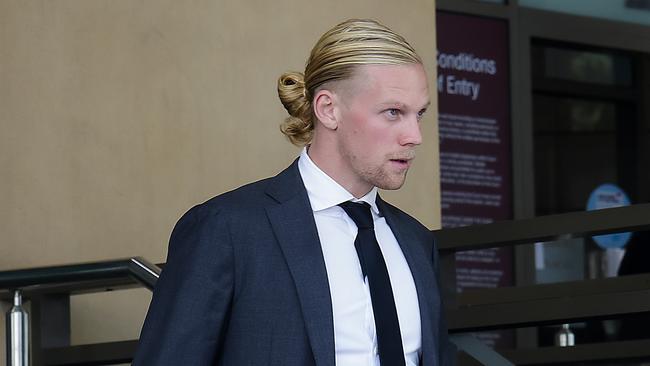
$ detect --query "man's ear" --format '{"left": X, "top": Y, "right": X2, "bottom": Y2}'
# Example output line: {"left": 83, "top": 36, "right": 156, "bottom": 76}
{"left": 313, "top": 89, "right": 338, "bottom": 130}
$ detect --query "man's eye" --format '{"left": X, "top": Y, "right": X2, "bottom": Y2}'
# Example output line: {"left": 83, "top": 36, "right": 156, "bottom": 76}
{"left": 385, "top": 109, "right": 400, "bottom": 118}
{"left": 417, "top": 109, "right": 427, "bottom": 120}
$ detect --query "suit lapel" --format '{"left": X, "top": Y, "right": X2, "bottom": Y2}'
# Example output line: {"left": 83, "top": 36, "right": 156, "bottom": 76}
{"left": 377, "top": 196, "right": 440, "bottom": 366}
{"left": 265, "top": 161, "right": 335, "bottom": 366}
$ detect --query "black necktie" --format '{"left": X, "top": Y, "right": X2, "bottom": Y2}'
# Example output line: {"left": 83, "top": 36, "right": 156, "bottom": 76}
{"left": 339, "top": 201, "right": 406, "bottom": 366}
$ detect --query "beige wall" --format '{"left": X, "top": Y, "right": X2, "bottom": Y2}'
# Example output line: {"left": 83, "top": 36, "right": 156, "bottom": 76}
{"left": 0, "top": 0, "right": 439, "bottom": 357}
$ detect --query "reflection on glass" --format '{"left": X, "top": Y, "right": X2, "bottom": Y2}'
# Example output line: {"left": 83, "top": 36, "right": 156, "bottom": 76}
{"left": 542, "top": 47, "right": 633, "bottom": 86}
{"left": 534, "top": 96, "right": 620, "bottom": 215}
{"left": 535, "top": 238, "right": 585, "bottom": 284}
{"left": 535, "top": 97, "right": 617, "bottom": 132}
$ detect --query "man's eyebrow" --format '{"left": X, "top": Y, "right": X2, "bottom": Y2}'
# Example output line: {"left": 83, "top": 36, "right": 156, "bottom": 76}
{"left": 378, "top": 101, "right": 406, "bottom": 108}
{"left": 378, "top": 100, "right": 431, "bottom": 109}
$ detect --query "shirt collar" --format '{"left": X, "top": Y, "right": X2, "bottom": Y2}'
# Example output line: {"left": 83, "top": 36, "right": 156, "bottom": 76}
{"left": 298, "top": 147, "right": 380, "bottom": 215}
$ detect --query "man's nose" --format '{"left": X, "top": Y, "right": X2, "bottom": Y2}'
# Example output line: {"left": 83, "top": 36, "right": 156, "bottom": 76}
{"left": 400, "top": 116, "right": 422, "bottom": 146}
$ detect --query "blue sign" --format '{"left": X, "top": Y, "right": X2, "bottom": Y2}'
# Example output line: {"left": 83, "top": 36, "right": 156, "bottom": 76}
{"left": 586, "top": 183, "right": 631, "bottom": 249}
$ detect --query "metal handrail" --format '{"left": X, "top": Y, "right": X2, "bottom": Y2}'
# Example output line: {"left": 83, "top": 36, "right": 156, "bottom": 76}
{"left": 434, "top": 203, "right": 650, "bottom": 252}
{"left": 1, "top": 256, "right": 161, "bottom": 366}
{"left": 0, "top": 256, "right": 161, "bottom": 299}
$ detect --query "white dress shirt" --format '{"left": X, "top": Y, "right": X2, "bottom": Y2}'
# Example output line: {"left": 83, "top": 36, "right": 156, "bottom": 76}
{"left": 297, "top": 148, "right": 422, "bottom": 366}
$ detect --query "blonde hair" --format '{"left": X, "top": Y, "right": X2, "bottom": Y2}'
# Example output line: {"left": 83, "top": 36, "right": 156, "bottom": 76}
{"left": 277, "top": 19, "right": 422, "bottom": 146}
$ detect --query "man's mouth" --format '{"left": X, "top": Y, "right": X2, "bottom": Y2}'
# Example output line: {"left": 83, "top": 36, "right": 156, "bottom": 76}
{"left": 389, "top": 158, "right": 412, "bottom": 168}
{"left": 388, "top": 151, "right": 416, "bottom": 169}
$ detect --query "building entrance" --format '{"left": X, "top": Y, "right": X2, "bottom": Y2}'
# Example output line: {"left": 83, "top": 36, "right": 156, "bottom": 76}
{"left": 531, "top": 40, "right": 650, "bottom": 345}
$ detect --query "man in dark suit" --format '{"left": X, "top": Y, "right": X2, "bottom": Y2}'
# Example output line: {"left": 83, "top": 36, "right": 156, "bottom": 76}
{"left": 134, "top": 19, "right": 454, "bottom": 366}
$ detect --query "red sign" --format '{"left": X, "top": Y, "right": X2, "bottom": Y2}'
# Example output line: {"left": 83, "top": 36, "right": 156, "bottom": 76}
{"left": 437, "top": 11, "right": 513, "bottom": 347}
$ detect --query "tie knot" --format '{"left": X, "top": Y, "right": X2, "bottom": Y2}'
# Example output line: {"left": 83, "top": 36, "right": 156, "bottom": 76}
{"left": 339, "top": 201, "right": 374, "bottom": 229}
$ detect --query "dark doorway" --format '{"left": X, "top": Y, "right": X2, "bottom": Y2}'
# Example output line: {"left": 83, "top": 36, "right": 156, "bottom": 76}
{"left": 531, "top": 39, "right": 649, "bottom": 346}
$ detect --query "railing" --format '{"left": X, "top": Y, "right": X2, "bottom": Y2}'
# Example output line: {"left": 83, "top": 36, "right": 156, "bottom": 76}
{"left": 435, "top": 203, "right": 650, "bottom": 365}
{"left": 2, "top": 204, "right": 650, "bottom": 365}
{"left": 1, "top": 257, "right": 161, "bottom": 366}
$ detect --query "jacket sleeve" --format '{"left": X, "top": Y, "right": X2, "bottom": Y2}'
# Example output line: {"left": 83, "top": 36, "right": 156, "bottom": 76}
{"left": 133, "top": 204, "right": 234, "bottom": 365}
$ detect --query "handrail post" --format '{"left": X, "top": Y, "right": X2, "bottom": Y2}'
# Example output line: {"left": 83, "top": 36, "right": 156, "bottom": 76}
{"left": 6, "top": 290, "right": 29, "bottom": 366}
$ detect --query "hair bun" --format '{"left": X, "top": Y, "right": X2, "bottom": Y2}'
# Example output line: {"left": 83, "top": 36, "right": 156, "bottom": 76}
{"left": 277, "top": 71, "right": 313, "bottom": 146}
{"left": 277, "top": 71, "right": 309, "bottom": 118}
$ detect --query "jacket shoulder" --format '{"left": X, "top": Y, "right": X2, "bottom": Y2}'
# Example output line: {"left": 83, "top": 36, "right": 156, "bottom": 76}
{"left": 188, "top": 159, "right": 301, "bottom": 217}
{"left": 201, "top": 176, "right": 275, "bottom": 211}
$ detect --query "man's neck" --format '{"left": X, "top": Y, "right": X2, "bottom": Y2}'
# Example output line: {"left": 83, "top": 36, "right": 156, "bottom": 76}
{"left": 306, "top": 144, "right": 373, "bottom": 199}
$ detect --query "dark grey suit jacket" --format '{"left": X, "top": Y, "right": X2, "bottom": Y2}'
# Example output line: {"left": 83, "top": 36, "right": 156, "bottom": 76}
{"left": 133, "top": 160, "right": 454, "bottom": 366}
